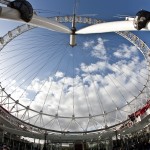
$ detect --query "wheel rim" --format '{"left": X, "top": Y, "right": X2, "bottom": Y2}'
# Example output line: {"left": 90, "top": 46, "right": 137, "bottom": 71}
{"left": 0, "top": 16, "right": 150, "bottom": 136}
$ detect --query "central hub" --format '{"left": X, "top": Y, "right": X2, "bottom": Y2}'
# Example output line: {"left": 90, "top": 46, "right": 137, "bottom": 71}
{"left": 70, "top": 27, "right": 77, "bottom": 47}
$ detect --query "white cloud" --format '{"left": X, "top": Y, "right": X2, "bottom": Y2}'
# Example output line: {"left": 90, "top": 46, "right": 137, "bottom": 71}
{"left": 83, "top": 40, "right": 95, "bottom": 48}
{"left": 55, "top": 71, "right": 64, "bottom": 78}
{"left": 83, "top": 37, "right": 108, "bottom": 60}
{"left": 80, "top": 61, "right": 107, "bottom": 73}
{"left": 113, "top": 44, "right": 138, "bottom": 59}
{"left": 91, "top": 38, "right": 108, "bottom": 60}
{"left": 27, "top": 78, "right": 41, "bottom": 92}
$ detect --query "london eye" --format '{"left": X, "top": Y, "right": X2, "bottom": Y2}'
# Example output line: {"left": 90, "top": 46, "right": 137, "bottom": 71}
{"left": 0, "top": 0, "right": 150, "bottom": 147}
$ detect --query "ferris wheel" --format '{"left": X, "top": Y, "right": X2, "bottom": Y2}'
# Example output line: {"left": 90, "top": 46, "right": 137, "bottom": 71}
{"left": 0, "top": 0, "right": 150, "bottom": 142}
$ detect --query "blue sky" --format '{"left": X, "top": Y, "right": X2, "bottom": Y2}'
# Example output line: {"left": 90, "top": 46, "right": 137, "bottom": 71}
{"left": 0, "top": 0, "right": 150, "bottom": 132}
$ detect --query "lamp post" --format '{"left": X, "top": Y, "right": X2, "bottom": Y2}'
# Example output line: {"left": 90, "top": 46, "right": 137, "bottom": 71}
{"left": 43, "top": 131, "right": 48, "bottom": 150}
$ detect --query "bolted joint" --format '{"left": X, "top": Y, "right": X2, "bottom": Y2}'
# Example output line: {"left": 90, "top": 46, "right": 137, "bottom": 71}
{"left": 134, "top": 10, "right": 150, "bottom": 30}
{"left": 7, "top": 0, "right": 33, "bottom": 22}
{"left": 71, "top": 27, "right": 76, "bottom": 35}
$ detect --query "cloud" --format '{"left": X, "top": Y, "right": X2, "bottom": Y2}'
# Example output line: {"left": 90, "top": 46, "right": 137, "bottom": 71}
{"left": 113, "top": 44, "right": 138, "bottom": 59}
{"left": 83, "top": 37, "right": 108, "bottom": 60}
{"left": 83, "top": 40, "right": 95, "bottom": 48}
{"left": 91, "top": 38, "right": 108, "bottom": 60}
{"left": 55, "top": 71, "right": 64, "bottom": 78}
{"left": 80, "top": 61, "right": 107, "bottom": 73}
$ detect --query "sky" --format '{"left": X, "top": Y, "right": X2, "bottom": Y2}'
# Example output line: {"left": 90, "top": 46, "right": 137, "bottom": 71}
{"left": 0, "top": 0, "right": 150, "bottom": 133}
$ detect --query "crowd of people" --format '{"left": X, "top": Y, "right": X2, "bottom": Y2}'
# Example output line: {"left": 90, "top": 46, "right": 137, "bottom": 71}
{"left": 112, "top": 131, "right": 150, "bottom": 150}
{"left": 0, "top": 126, "right": 150, "bottom": 150}
{"left": 0, "top": 144, "right": 10, "bottom": 150}
{"left": 0, "top": 143, "right": 41, "bottom": 150}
